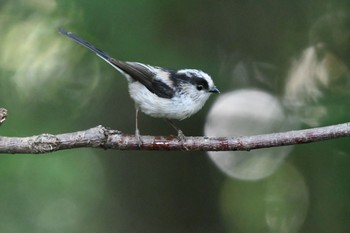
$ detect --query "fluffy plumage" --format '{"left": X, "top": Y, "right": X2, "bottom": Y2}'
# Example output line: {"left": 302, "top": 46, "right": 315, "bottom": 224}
{"left": 58, "top": 28, "right": 219, "bottom": 139}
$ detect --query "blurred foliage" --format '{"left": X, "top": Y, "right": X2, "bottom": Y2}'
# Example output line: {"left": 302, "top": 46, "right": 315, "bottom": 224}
{"left": 0, "top": 0, "right": 350, "bottom": 232}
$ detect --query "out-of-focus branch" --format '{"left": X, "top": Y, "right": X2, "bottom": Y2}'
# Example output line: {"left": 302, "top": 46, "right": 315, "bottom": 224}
{"left": 0, "top": 108, "right": 7, "bottom": 126}
{"left": 0, "top": 123, "right": 349, "bottom": 154}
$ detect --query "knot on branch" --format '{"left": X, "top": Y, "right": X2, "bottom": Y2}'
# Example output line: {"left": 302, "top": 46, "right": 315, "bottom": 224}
{"left": 31, "top": 134, "right": 60, "bottom": 153}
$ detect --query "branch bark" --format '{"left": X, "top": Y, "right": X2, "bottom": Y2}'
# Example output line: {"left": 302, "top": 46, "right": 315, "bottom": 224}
{"left": 0, "top": 122, "right": 349, "bottom": 154}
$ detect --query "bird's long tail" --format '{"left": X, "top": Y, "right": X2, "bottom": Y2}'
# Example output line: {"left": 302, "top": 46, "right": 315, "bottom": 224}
{"left": 58, "top": 28, "right": 156, "bottom": 87}
{"left": 58, "top": 28, "right": 116, "bottom": 67}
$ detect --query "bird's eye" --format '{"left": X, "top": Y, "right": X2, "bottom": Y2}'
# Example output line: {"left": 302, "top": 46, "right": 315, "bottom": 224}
{"left": 196, "top": 84, "right": 204, "bottom": 91}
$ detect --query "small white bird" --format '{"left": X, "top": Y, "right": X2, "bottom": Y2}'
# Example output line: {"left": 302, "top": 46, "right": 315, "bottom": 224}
{"left": 59, "top": 29, "right": 219, "bottom": 143}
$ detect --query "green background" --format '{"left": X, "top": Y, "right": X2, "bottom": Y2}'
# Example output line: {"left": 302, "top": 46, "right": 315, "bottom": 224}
{"left": 0, "top": 0, "right": 350, "bottom": 232}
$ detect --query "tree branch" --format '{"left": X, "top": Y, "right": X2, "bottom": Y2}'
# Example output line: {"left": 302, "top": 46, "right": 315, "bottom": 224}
{"left": 0, "top": 122, "right": 349, "bottom": 154}
{"left": 0, "top": 108, "right": 7, "bottom": 126}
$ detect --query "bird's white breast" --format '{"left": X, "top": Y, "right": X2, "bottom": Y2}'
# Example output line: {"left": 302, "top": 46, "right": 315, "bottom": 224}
{"left": 128, "top": 82, "right": 210, "bottom": 120}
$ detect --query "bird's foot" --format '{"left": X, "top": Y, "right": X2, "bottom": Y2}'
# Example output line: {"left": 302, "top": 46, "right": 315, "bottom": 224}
{"left": 135, "top": 129, "right": 143, "bottom": 147}
{"left": 177, "top": 130, "right": 189, "bottom": 151}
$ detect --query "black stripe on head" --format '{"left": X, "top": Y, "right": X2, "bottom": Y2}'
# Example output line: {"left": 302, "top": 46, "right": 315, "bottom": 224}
{"left": 191, "top": 77, "right": 209, "bottom": 91}
{"left": 170, "top": 71, "right": 209, "bottom": 91}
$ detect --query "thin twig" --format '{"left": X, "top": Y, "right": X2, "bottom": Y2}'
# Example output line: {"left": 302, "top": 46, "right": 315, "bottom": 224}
{"left": 0, "top": 122, "right": 349, "bottom": 154}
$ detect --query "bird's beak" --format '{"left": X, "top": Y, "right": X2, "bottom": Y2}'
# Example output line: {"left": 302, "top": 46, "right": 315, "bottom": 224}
{"left": 209, "top": 86, "right": 220, "bottom": 93}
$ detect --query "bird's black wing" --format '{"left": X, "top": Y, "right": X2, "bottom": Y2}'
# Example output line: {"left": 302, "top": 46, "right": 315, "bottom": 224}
{"left": 58, "top": 28, "right": 175, "bottom": 98}
{"left": 109, "top": 60, "right": 175, "bottom": 99}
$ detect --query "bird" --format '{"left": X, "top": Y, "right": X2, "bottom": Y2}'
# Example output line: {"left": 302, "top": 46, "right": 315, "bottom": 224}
{"left": 58, "top": 28, "right": 219, "bottom": 144}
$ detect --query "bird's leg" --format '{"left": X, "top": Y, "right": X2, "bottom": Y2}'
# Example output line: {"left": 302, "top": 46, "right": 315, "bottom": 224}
{"left": 166, "top": 119, "right": 186, "bottom": 141}
{"left": 135, "top": 106, "right": 143, "bottom": 146}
